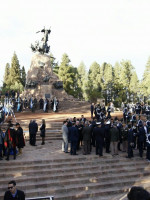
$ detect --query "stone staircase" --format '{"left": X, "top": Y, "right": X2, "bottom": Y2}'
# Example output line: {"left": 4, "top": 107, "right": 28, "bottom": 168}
{"left": 1, "top": 121, "right": 150, "bottom": 199}
{"left": 0, "top": 155, "right": 150, "bottom": 200}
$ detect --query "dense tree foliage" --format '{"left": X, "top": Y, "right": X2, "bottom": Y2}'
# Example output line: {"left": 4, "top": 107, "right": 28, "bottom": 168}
{"left": 3, "top": 63, "right": 10, "bottom": 88}
{"left": 58, "top": 54, "right": 78, "bottom": 96}
{"left": 141, "top": 57, "right": 150, "bottom": 100}
{"left": 2, "top": 52, "right": 24, "bottom": 93}
{"left": 57, "top": 53, "right": 150, "bottom": 105}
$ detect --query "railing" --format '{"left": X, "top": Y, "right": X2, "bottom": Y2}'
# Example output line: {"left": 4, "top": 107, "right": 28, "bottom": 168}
{"left": 26, "top": 196, "right": 54, "bottom": 200}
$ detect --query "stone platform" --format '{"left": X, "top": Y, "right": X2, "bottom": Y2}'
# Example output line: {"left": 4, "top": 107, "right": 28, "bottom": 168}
{"left": 1, "top": 111, "right": 150, "bottom": 200}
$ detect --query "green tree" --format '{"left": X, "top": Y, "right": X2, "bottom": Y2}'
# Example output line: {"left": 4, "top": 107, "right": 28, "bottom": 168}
{"left": 87, "top": 62, "right": 101, "bottom": 102}
{"left": 9, "top": 52, "right": 23, "bottom": 92}
{"left": 77, "top": 62, "right": 88, "bottom": 99}
{"left": 50, "top": 53, "right": 59, "bottom": 74}
{"left": 58, "top": 53, "right": 77, "bottom": 96}
{"left": 120, "top": 60, "right": 134, "bottom": 102}
{"left": 141, "top": 56, "right": 150, "bottom": 98}
{"left": 113, "top": 62, "right": 125, "bottom": 105}
{"left": 3, "top": 63, "right": 10, "bottom": 88}
{"left": 100, "top": 62, "right": 114, "bottom": 104}
{"left": 129, "top": 71, "right": 139, "bottom": 102}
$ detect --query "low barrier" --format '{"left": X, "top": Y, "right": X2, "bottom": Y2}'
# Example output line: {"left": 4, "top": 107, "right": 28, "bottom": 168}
{"left": 26, "top": 196, "right": 54, "bottom": 200}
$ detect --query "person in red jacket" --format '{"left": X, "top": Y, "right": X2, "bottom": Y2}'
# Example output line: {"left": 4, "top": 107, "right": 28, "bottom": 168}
{"left": 4, "top": 122, "right": 16, "bottom": 161}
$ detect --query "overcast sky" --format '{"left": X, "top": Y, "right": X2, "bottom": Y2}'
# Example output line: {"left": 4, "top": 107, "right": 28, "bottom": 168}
{"left": 0, "top": 0, "right": 150, "bottom": 86}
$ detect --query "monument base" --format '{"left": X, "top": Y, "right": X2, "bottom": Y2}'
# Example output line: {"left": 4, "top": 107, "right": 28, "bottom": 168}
{"left": 22, "top": 53, "right": 74, "bottom": 101}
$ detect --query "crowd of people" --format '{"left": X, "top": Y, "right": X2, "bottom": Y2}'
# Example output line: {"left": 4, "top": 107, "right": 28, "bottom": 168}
{"left": 0, "top": 91, "right": 59, "bottom": 117}
{"left": 62, "top": 102, "right": 150, "bottom": 161}
{"left": 0, "top": 96, "right": 59, "bottom": 126}
{"left": 0, "top": 118, "right": 46, "bottom": 161}
{"left": 0, "top": 120, "right": 25, "bottom": 161}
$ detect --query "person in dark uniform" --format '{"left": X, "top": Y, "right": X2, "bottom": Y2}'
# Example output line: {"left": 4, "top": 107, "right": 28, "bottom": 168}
{"left": 4, "top": 180, "right": 25, "bottom": 200}
{"left": 126, "top": 124, "right": 134, "bottom": 158}
{"left": 70, "top": 122, "right": 79, "bottom": 155}
{"left": 23, "top": 97, "right": 28, "bottom": 109}
{"left": 137, "top": 124, "right": 146, "bottom": 158}
{"left": 105, "top": 120, "right": 111, "bottom": 153}
{"left": 76, "top": 121, "right": 84, "bottom": 149}
{"left": 123, "top": 107, "right": 128, "bottom": 123}
{"left": 107, "top": 105, "right": 111, "bottom": 119}
{"left": 16, "top": 123, "right": 25, "bottom": 155}
{"left": 40, "top": 119, "right": 46, "bottom": 145}
{"left": 39, "top": 98, "right": 44, "bottom": 109}
{"left": 29, "top": 120, "right": 38, "bottom": 146}
{"left": 33, "top": 97, "right": 38, "bottom": 110}
{"left": 146, "top": 130, "right": 150, "bottom": 162}
{"left": 93, "top": 122, "right": 105, "bottom": 157}
{"left": 82, "top": 121, "right": 91, "bottom": 155}
{"left": 132, "top": 122, "right": 138, "bottom": 149}
{"left": 117, "top": 119, "right": 123, "bottom": 151}
{"left": 96, "top": 105, "right": 101, "bottom": 121}
{"left": 90, "top": 103, "right": 94, "bottom": 119}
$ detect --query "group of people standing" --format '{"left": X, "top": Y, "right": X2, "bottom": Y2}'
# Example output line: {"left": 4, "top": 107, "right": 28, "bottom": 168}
{"left": 0, "top": 121, "right": 25, "bottom": 161}
{"left": 90, "top": 102, "right": 114, "bottom": 121}
{"left": 62, "top": 113, "right": 150, "bottom": 161}
{"left": 0, "top": 118, "right": 46, "bottom": 161}
{"left": 122, "top": 102, "right": 150, "bottom": 116}
{"left": 0, "top": 95, "right": 59, "bottom": 119}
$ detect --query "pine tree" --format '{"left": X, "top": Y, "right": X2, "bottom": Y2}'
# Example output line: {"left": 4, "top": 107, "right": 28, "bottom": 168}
{"left": 87, "top": 62, "right": 101, "bottom": 101}
{"left": 100, "top": 62, "right": 114, "bottom": 104}
{"left": 50, "top": 53, "right": 59, "bottom": 74}
{"left": 113, "top": 62, "right": 125, "bottom": 105}
{"left": 9, "top": 52, "right": 23, "bottom": 91}
{"left": 141, "top": 56, "right": 150, "bottom": 98}
{"left": 130, "top": 71, "right": 139, "bottom": 93}
{"left": 120, "top": 60, "right": 134, "bottom": 102}
{"left": 77, "top": 62, "right": 88, "bottom": 99}
{"left": 3, "top": 63, "right": 10, "bottom": 88}
{"left": 58, "top": 53, "right": 77, "bottom": 95}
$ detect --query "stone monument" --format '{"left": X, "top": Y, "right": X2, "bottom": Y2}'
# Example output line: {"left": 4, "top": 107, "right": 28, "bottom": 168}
{"left": 23, "top": 27, "right": 73, "bottom": 100}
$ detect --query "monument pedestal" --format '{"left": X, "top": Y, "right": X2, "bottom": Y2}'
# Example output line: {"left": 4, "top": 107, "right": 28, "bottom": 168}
{"left": 22, "top": 53, "right": 74, "bottom": 101}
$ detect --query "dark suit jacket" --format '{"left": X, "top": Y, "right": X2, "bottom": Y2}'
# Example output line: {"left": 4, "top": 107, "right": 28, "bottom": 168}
{"left": 70, "top": 126, "right": 79, "bottom": 142}
{"left": 128, "top": 128, "right": 134, "bottom": 143}
{"left": 29, "top": 121, "right": 38, "bottom": 134}
{"left": 93, "top": 127, "right": 105, "bottom": 142}
{"left": 4, "top": 189, "right": 25, "bottom": 200}
{"left": 138, "top": 127, "right": 146, "bottom": 142}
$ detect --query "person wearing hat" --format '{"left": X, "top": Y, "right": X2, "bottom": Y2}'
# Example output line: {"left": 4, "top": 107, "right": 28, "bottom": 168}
{"left": 4, "top": 122, "right": 17, "bottom": 161}
{"left": 93, "top": 122, "right": 105, "bottom": 156}
{"left": 105, "top": 120, "right": 111, "bottom": 153}
{"left": 16, "top": 123, "right": 25, "bottom": 155}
